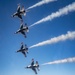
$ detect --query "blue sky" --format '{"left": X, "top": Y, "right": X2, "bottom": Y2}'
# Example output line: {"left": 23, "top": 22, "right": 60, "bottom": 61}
{"left": 0, "top": 0, "right": 75, "bottom": 75}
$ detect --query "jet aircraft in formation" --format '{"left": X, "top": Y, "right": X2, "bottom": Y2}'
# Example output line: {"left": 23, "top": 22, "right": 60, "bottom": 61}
{"left": 14, "top": 23, "right": 29, "bottom": 38}
{"left": 25, "top": 59, "right": 40, "bottom": 74}
{"left": 16, "top": 42, "right": 28, "bottom": 57}
{"left": 12, "top": 4, "right": 26, "bottom": 20}
{"left": 13, "top": 4, "right": 40, "bottom": 75}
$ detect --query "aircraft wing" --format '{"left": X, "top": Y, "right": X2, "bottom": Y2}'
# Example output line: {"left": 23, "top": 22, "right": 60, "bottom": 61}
{"left": 17, "top": 49, "right": 22, "bottom": 52}
{"left": 20, "top": 44, "right": 23, "bottom": 49}
{"left": 21, "top": 31, "right": 25, "bottom": 35}
{"left": 17, "top": 5, "right": 20, "bottom": 12}
{"left": 27, "top": 65, "right": 31, "bottom": 68}
{"left": 20, "top": 24, "right": 23, "bottom": 29}
{"left": 22, "top": 51, "right": 26, "bottom": 57}
{"left": 18, "top": 15, "right": 22, "bottom": 19}
{"left": 32, "top": 67, "right": 37, "bottom": 74}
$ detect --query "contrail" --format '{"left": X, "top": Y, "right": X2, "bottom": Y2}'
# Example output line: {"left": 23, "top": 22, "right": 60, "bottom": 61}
{"left": 27, "top": 0, "right": 57, "bottom": 10}
{"left": 29, "top": 31, "right": 75, "bottom": 48}
{"left": 29, "top": 2, "right": 75, "bottom": 28}
{"left": 42, "top": 57, "right": 75, "bottom": 65}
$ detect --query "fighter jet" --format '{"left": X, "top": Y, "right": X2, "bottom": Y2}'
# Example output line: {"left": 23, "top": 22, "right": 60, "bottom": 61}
{"left": 14, "top": 23, "right": 29, "bottom": 38}
{"left": 25, "top": 59, "right": 40, "bottom": 74}
{"left": 16, "top": 42, "right": 28, "bottom": 57}
{"left": 12, "top": 4, "right": 26, "bottom": 20}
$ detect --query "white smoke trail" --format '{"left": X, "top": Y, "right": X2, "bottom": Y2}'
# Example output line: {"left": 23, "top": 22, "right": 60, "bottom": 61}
{"left": 27, "top": 0, "right": 57, "bottom": 10}
{"left": 29, "top": 2, "right": 75, "bottom": 28}
{"left": 29, "top": 31, "right": 75, "bottom": 48}
{"left": 42, "top": 57, "right": 75, "bottom": 65}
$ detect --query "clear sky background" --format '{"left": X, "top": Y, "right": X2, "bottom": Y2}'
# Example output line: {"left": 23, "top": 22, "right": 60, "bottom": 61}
{"left": 0, "top": 0, "right": 75, "bottom": 75}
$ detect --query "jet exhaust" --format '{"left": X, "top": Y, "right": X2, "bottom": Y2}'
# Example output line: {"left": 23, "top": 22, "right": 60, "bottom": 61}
{"left": 29, "top": 31, "right": 75, "bottom": 48}
{"left": 42, "top": 57, "right": 75, "bottom": 65}
{"left": 29, "top": 2, "right": 75, "bottom": 27}
{"left": 27, "top": 0, "right": 57, "bottom": 10}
